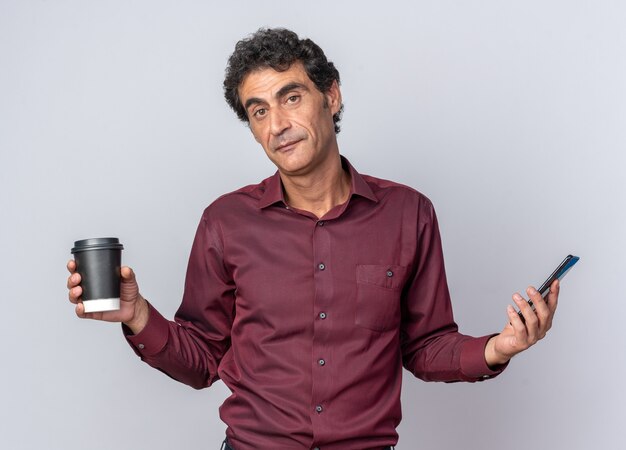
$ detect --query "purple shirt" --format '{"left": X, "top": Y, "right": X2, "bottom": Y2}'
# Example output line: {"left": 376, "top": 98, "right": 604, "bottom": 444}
{"left": 126, "top": 157, "right": 505, "bottom": 449}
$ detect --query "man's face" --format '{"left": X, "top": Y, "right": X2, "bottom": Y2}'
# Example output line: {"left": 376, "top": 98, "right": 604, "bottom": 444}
{"left": 238, "top": 62, "right": 342, "bottom": 177}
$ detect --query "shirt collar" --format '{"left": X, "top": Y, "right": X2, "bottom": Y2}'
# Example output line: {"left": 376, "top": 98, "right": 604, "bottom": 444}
{"left": 258, "top": 155, "right": 378, "bottom": 209}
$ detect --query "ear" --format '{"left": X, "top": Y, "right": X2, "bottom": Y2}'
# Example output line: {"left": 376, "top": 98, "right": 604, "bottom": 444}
{"left": 325, "top": 80, "right": 342, "bottom": 116}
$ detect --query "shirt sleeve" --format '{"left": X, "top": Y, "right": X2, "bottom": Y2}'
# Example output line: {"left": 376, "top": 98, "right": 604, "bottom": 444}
{"left": 123, "top": 209, "right": 236, "bottom": 389}
{"left": 400, "top": 198, "right": 508, "bottom": 382}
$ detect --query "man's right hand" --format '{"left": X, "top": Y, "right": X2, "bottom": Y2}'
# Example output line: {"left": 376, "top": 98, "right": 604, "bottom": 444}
{"left": 67, "top": 260, "right": 150, "bottom": 335}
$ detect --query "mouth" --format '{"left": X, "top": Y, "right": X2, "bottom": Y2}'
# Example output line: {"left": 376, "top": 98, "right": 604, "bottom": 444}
{"left": 274, "top": 139, "right": 302, "bottom": 152}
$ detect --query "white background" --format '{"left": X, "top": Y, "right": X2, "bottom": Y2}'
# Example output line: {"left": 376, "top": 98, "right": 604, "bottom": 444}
{"left": 1, "top": 1, "right": 624, "bottom": 449}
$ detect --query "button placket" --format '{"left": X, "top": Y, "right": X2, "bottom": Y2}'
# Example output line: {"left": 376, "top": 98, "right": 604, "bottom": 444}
{"left": 311, "top": 218, "right": 331, "bottom": 434}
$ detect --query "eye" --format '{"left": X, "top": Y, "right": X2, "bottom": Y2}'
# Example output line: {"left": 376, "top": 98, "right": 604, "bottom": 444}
{"left": 286, "top": 95, "right": 300, "bottom": 104}
{"left": 253, "top": 108, "right": 267, "bottom": 118}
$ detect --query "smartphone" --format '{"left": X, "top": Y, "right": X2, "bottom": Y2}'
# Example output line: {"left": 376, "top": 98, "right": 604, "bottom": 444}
{"left": 517, "top": 254, "right": 580, "bottom": 322}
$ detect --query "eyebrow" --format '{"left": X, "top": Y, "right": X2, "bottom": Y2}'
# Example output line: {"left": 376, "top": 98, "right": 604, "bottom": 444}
{"left": 243, "top": 82, "right": 310, "bottom": 112}
{"left": 244, "top": 97, "right": 264, "bottom": 112}
{"left": 276, "top": 82, "right": 309, "bottom": 99}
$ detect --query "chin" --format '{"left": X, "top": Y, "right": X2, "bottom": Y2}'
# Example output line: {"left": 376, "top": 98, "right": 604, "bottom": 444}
{"left": 273, "top": 152, "right": 313, "bottom": 174}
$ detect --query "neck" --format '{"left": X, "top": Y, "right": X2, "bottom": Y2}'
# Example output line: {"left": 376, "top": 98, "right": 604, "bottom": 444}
{"left": 280, "top": 154, "right": 351, "bottom": 219}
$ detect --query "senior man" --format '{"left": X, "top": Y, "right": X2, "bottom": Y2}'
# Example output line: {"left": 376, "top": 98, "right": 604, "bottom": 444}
{"left": 67, "top": 28, "right": 558, "bottom": 450}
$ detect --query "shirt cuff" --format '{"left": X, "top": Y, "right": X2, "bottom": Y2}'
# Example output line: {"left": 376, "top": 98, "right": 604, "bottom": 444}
{"left": 460, "top": 334, "right": 509, "bottom": 380}
{"left": 122, "top": 302, "right": 170, "bottom": 358}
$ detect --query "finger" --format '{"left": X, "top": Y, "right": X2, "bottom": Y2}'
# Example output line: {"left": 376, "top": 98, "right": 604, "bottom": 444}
{"left": 66, "top": 271, "right": 82, "bottom": 289}
{"left": 539, "top": 280, "right": 559, "bottom": 334}
{"left": 527, "top": 285, "right": 548, "bottom": 317}
{"left": 67, "top": 259, "right": 77, "bottom": 273}
{"left": 508, "top": 301, "right": 537, "bottom": 354}
{"left": 75, "top": 301, "right": 86, "bottom": 318}
{"left": 119, "top": 266, "right": 140, "bottom": 305}
{"left": 507, "top": 304, "right": 528, "bottom": 343}
{"left": 121, "top": 266, "right": 135, "bottom": 282}
{"left": 514, "top": 294, "right": 541, "bottom": 345}
{"left": 546, "top": 279, "right": 560, "bottom": 313}
{"left": 527, "top": 285, "right": 550, "bottom": 339}
{"left": 514, "top": 292, "right": 538, "bottom": 335}
{"left": 68, "top": 285, "right": 83, "bottom": 303}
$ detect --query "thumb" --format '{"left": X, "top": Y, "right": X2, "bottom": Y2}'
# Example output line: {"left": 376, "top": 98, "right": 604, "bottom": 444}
{"left": 121, "top": 266, "right": 136, "bottom": 282}
{"left": 120, "top": 266, "right": 140, "bottom": 303}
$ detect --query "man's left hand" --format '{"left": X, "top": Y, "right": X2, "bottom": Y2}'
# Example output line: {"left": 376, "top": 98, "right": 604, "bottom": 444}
{"left": 485, "top": 280, "right": 559, "bottom": 367}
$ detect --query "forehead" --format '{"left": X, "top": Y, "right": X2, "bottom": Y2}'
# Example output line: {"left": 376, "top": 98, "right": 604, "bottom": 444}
{"left": 238, "top": 62, "right": 313, "bottom": 102}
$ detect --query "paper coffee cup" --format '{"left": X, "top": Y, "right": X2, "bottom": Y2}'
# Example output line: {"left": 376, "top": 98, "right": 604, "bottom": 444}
{"left": 71, "top": 237, "right": 124, "bottom": 313}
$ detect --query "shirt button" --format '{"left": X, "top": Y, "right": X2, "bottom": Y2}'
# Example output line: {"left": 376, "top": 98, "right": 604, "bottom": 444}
{"left": 318, "top": 359, "right": 326, "bottom": 366}
{"left": 315, "top": 405, "right": 323, "bottom": 413}
{"left": 319, "top": 312, "right": 327, "bottom": 319}
{"left": 318, "top": 263, "right": 326, "bottom": 270}
{"left": 317, "top": 221, "right": 325, "bottom": 226}
{"left": 138, "top": 344, "right": 145, "bottom": 350}
{"left": 386, "top": 270, "right": 393, "bottom": 277}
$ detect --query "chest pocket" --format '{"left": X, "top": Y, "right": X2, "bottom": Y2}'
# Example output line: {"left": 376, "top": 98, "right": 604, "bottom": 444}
{"left": 355, "top": 264, "right": 409, "bottom": 332}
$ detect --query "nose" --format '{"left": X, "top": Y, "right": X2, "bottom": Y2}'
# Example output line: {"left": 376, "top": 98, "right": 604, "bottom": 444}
{"left": 269, "top": 108, "right": 290, "bottom": 136}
